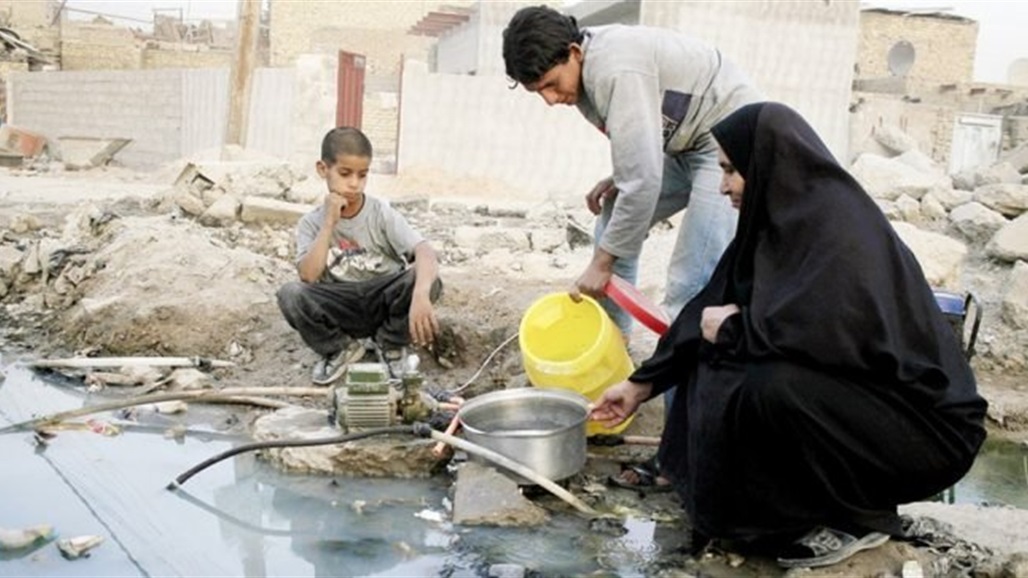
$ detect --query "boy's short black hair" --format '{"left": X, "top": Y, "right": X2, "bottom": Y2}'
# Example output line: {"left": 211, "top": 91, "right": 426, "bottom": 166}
{"left": 502, "top": 5, "right": 584, "bottom": 86}
{"left": 321, "top": 126, "right": 373, "bottom": 164}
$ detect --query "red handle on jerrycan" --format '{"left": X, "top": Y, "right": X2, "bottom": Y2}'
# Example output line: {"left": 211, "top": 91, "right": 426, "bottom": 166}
{"left": 603, "top": 275, "right": 671, "bottom": 336}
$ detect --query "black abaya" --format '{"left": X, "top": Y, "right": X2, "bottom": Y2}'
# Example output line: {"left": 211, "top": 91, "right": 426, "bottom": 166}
{"left": 630, "top": 103, "right": 987, "bottom": 542}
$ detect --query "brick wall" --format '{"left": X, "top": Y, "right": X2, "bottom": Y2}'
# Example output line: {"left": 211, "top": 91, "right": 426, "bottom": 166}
{"left": 269, "top": 0, "right": 473, "bottom": 68}
{"left": 142, "top": 46, "right": 233, "bottom": 69}
{"left": 60, "top": 23, "right": 141, "bottom": 70}
{"left": 856, "top": 10, "right": 977, "bottom": 89}
{"left": 0, "top": 60, "right": 29, "bottom": 122}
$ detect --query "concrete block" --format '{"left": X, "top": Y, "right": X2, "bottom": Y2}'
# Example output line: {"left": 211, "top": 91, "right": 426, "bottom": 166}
{"left": 239, "top": 196, "right": 312, "bottom": 227}
{"left": 199, "top": 195, "right": 240, "bottom": 228}
{"left": 452, "top": 462, "right": 549, "bottom": 527}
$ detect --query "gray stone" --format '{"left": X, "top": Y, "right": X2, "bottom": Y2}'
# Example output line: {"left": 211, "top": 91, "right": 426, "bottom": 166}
{"left": 873, "top": 124, "right": 919, "bottom": 154}
{"left": 239, "top": 196, "right": 312, "bottom": 227}
{"left": 931, "top": 187, "right": 974, "bottom": 210}
{"left": 174, "top": 188, "right": 207, "bottom": 216}
{"left": 949, "top": 202, "right": 1009, "bottom": 244}
{"left": 876, "top": 199, "right": 901, "bottom": 221}
{"left": 1002, "top": 261, "right": 1028, "bottom": 329}
{"left": 9, "top": 214, "right": 42, "bottom": 234}
{"left": 891, "top": 222, "right": 967, "bottom": 288}
{"left": 988, "top": 213, "right": 1028, "bottom": 263}
{"left": 252, "top": 406, "right": 445, "bottom": 477}
{"left": 389, "top": 195, "right": 430, "bottom": 213}
{"left": 920, "top": 193, "right": 947, "bottom": 221}
{"left": 488, "top": 564, "right": 526, "bottom": 578}
{"left": 0, "top": 246, "right": 24, "bottom": 279}
{"left": 973, "top": 183, "right": 1028, "bottom": 218}
{"left": 452, "top": 461, "right": 549, "bottom": 527}
{"left": 896, "top": 194, "right": 921, "bottom": 222}
{"left": 851, "top": 153, "right": 950, "bottom": 201}
{"left": 895, "top": 149, "right": 944, "bottom": 176}
{"left": 452, "top": 226, "right": 531, "bottom": 253}
{"left": 199, "top": 195, "right": 240, "bottom": 227}
{"left": 529, "top": 228, "right": 566, "bottom": 253}
{"left": 977, "top": 162, "right": 1024, "bottom": 187}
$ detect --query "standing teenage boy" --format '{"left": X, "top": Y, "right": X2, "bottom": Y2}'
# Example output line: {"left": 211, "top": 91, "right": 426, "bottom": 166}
{"left": 277, "top": 127, "right": 442, "bottom": 384}
{"left": 503, "top": 5, "right": 762, "bottom": 489}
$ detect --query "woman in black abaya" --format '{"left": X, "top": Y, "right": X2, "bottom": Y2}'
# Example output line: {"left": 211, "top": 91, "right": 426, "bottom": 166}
{"left": 589, "top": 102, "right": 987, "bottom": 568}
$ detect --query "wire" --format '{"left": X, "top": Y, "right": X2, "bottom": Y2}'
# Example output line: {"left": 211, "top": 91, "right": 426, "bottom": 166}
{"left": 447, "top": 333, "right": 518, "bottom": 395}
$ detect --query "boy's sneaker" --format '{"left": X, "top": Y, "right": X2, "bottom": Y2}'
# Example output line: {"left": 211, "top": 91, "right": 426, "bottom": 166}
{"left": 311, "top": 339, "right": 365, "bottom": 385}
{"left": 382, "top": 345, "right": 412, "bottom": 379}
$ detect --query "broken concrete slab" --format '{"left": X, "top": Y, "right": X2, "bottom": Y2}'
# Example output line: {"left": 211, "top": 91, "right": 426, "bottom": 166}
{"left": 891, "top": 222, "right": 967, "bottom": 288}
{"left": 58, "top": 136, "right": 132, "bottom": 170}
{"left": 252, "top": 406, "right": 445, "bottom": 477}
{"left": 1002, "top": 261, "right": 1028, "bottom": 330}
{"left": 988, "top": 213, "right": 1028, "bottom": 263}
{"left": 949, "top": 202, "right": 1009, "bottom": 244}
{"left": 973, "top": 183, "right": 1028, "bottom": 218}
{"left": 451, "top": 461, "right": 549, "bottom": 527}
{"left": 239, "top": 196, "right": 311, "bottom": 226}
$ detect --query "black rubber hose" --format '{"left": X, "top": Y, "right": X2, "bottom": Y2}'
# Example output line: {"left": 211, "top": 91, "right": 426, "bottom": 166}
{"left": 167, "top": 423, "right": 432, "bottom": 490}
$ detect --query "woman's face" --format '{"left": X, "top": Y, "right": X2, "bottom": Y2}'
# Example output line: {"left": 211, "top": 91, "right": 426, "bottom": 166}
{"left": 717, "top": 147, "right": 745, "bottom": 209}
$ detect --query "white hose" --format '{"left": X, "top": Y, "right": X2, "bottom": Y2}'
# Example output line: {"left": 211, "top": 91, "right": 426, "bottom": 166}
{"left": 429, "top": 429, "right": 598, "bottom": 516}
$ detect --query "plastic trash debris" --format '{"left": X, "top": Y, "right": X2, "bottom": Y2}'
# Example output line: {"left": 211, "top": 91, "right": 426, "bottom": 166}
{"left": 0, "top": 525, "right": 53, "bottom": 550}
{"left": 57, "top": 535, "right": 104, "bottom": 559}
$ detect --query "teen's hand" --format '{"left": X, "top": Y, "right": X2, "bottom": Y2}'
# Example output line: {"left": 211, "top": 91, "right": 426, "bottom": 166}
{"left": 585, "top": 176, "right": 616, "bottom": 215}
{"left": 589, "top": 380, "right": 652, "bottom": 429}
{"left": 701, "top": 304, "right": 740, "bottom": 342}
{"left": 409, "top": 295, "right": 439, "bottom": 348}
{"left": 570, "top": 250, "right": 615, "bottom": 302}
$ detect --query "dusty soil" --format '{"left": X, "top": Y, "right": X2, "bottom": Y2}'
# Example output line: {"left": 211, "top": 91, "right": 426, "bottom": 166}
{"left": 1, "top": 166, "right": 1027, "bottom": 576}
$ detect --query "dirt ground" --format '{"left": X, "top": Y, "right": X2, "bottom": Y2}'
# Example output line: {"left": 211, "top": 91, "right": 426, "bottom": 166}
{"left": 1, "top": 165, "right": 1027, "bottom": 576}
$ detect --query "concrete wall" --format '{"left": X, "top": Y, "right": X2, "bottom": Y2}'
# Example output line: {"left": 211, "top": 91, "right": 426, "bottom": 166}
{"left": 9, "top": 69, "right": 188, "bottom": 168}
{"left": 856, "top": 10, "right": 977, "bottom": 89}
{"left": 435, "top": 1, "right": 557, "bottom": 77}
{"left": 397, "top": 62, "right": 610, "bottom": 200}
{"left": 143, "top": 46, "right": 233, "bottom": 70}
{"left": 640, "top": 0, "right": 860, "bottom": 163}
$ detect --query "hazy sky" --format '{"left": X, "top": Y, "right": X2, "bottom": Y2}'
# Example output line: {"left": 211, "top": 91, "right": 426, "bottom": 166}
{"left": 63, "top": 0, "right": 1028, "bottom": 83}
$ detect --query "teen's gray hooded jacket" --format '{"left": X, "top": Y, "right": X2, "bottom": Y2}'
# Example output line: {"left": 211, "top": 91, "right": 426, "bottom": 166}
{"left": 575, "top": 25, "right": 763, "bottom": 260}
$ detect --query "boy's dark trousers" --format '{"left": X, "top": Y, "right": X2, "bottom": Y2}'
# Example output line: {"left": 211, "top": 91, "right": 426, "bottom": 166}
{"left": 276, "top": 269, "right": 442, "bottom": 357}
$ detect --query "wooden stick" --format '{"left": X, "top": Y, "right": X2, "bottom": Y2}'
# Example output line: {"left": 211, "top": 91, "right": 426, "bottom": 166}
{"left": 26, "top": 356, "right": 235, "bottom": 369}
{"left": 0, "top": 387, "right": 328, "bottom": 434}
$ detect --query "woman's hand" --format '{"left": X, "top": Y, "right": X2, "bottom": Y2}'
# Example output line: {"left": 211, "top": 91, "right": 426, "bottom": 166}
{"left": 588, "top": 380, "right": 652, "bottom": 429}
{"left": 701, "top": 304, "right": 740, "bottom": 343}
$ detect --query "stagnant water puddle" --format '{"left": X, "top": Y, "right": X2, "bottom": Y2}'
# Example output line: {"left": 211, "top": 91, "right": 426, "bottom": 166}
{"left": 1, "top": 361, "right": 1025, "bottom": 576}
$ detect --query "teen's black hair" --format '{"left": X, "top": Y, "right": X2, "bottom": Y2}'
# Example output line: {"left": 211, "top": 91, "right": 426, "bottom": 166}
{"left": 502, "top": 5, "right": 584, "bottom": 86}
{"left": 321, "top": 126, "right": 373, "bottom": 164}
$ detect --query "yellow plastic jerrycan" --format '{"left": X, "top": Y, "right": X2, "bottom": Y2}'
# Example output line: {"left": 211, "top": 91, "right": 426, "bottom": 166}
{"left": 518, "top": 292, "right": 635, "bottom": 436}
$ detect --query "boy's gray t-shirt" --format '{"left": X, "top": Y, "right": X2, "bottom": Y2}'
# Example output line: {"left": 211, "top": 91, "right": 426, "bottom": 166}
{"left": 295, "top": 195, "right": 424, "bottom": 283}
{"left": 575, "top": 24, "right": 763, "bottom": 260}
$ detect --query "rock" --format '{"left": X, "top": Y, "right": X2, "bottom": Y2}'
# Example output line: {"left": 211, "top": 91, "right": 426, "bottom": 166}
{"left": 252, "top": 406, "right": 445, "bottom": 477}
{"left": 488, "top": 564, "right": 526, "bottom": 578}
{"left": 931, "top": 187, "right": 974, "bottom": 211}
{"left": 877, "top": 199, "right": 901, "bottom": 221}
{"left": 199, "top": 195, "right": 240, "bottom": 228}
{"left": 1002, "top": 261, "right": 1028, "bottom": 329}
{"left": 528, "top": 228, "right": 566, "bottom": 253}
{"left": 920, "top": 193, "right": 947, "bottom": 221}
{"left": 239, "top": 196, "right": 311, "bottom": 227}
{"left": 200, "top": 185, "right": 227, "bottom": 208}
{"left": 0, "top": 246, "right": 24, "bottom": 279}
{"left": 891, "top": 222, "right": 967, "bottom": 288}
{"left": 851, "top": 153, "right": 950, "bottom": 201}
{"left": 1002, "top": 552, "right": 1028, "bottom": 578}
{"left": 949, "top": 202, "right": 1008, "bottom": 244}
{"left": 452, "top": 226, "right": 531, "bottom": 254}
{"left": 873, "top": 124, "right": 919, "bottom": 155}
{"left": 895, "top": 149, "right": 944, "bottom": 175}
{"left": 952, "top": 170, "right": 977, "bottom": 192}
{"left": 902, "top": 560, "right": 925, "bottom": 578}
{"left": 168, "top": 368, "right": 211, "bottom": 390}
{"left": 174, "top": 188, "right": 207, "bottom": 216}
{"left": 977, "top": 162, "right": 1024, "bottom": 187}
{"left": 9, "top": 214, "right": 41, "bottom": 234}
{"left": 988, "top": 213, "right": 1028, "bottom": 263}
{"left": 897, "top": 194, "right": 921, "bottom": 222}
{"left": 389, "top": 195, "right": 431, "bottom": 213}
{"left": 973, "top": 183, "right": 1028, "bottom": 218}
{"left": 900, "top": 502, "right": 1028, "bottom": 558}
{"left": 452, "top": 461, "right": 549, "bottom": 527}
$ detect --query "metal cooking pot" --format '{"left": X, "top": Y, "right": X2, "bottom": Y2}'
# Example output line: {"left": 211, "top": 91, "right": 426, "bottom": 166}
{"left": 457, "top": 388, "right": 589, "bottom": 484}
